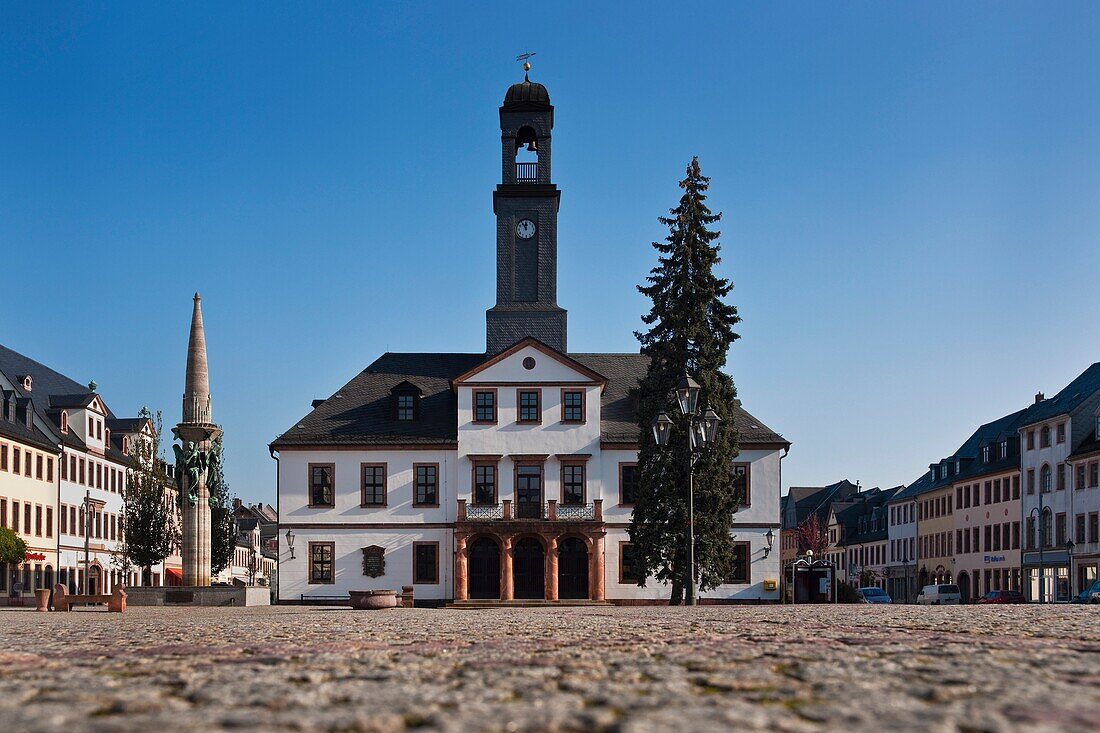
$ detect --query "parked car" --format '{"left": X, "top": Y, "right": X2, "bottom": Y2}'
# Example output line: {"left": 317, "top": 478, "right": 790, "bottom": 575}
{"left": 916, "top": 584, "right": 961, "bottom": 605}
{"left": 856, "top": 587, "right": 893, "bottom": 604}
{"left": 1071, "top": 580, "right": 1100, "bottom": 604}
{"left": 976, "top": 589, "right": 1026, "bottom": 604}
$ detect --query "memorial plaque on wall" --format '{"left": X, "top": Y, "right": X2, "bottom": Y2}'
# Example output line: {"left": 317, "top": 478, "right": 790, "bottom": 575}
{"left": 362, "top": 545, "right": 386, "bottom": 577}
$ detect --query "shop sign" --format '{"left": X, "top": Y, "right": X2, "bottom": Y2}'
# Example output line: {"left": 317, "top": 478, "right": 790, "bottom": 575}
{"left": 983, "top": 554, "right": 1006, "bottom": 564}
{"left": 25, "top": 552, "right": 46, "bottom": 562}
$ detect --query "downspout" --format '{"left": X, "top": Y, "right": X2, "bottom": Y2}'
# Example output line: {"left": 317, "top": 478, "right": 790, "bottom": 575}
{"left": 779, "top": 444, "right": 790, "bottom": 603}
{"left": 54, "top": 443, "right": 63, "bottom": 609}
{"left": 269, "top": 446, "right": 279, "bottom": 604}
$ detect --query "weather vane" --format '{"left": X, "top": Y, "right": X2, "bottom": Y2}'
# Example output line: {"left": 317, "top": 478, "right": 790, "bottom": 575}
{"left": 516, "top": 51, "right": 536, "bottom": 76}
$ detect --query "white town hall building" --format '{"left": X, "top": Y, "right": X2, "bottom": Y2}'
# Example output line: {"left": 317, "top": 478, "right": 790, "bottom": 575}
{"left": 272, "top": 75, "right": 788, "bottom": 605}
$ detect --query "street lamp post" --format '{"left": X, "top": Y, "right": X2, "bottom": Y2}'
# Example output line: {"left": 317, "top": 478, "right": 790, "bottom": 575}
{"left": 1066, "top": 539, "right": 1075, "bottom": 599}
{"left": 651, "top": 374, "right": 721, "bottom": 607}
{"left": 1030, "top": 499, "right": 1045, "bottom": 603}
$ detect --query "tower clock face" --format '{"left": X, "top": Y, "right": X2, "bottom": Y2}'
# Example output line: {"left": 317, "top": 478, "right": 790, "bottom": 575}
{"left": 515, "top": 219, "right": 536, "bottom": 240}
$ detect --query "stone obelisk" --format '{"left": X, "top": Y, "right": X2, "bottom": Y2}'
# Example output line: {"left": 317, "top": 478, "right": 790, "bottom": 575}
{"left": 175, "top": 293, "right": 221, "bottom": 587}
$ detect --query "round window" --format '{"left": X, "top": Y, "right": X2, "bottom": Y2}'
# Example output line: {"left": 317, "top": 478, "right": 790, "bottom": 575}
{"left": 522, "top": 357, "right": 536, "bottom": 370}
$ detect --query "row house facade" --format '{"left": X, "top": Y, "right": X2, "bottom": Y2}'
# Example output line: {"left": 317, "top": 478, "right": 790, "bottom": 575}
{"left": 1018, "top": 364, "right": 1100, "bottom": 602}
{"left": 949, "top": 409, "right": 1025, "bottom": 603}
{"left": 885, "top": 476, "right": 923, "bottom": 602}
{"left": 0, "top": 343, "right": 176, "bottom": 601}
{"left": 273, "top": 76, "right": 788, "bottom": 605}
{"left": 836, "top": 486, "right": 898, "bottom": 589}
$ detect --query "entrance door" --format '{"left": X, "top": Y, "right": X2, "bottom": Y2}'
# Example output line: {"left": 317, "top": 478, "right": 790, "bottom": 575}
{"left": 957, "top": 571, "right": 971, "bottom": 604}
{"left": 513, "top": 538, "right": 545, "bottom": 599}
{"left": 516, "top": 466, "right": 542, "bottom": 519}
{"left": 88, "top": 566, "right": 101, "bottom": 595}
{"left": 558, "top": 537, "right": 589, "bottom": 599}
{"left": 469, "top": 537, "right": 501, "bottom": 599}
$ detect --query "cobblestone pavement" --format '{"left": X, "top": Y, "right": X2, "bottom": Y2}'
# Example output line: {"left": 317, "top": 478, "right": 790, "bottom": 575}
{"left": 1, "top": 604, "right": 1097, "bottom": 733}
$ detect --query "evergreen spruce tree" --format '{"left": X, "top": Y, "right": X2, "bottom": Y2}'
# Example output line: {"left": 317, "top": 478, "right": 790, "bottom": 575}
{"left": 629, "top": 157, "right": 743, "bottom": 604}
{"left": 117, "top": 411, "right": 180, "bottom": 585}
{"left": 208, "top": 438, "right": 236, "bottom": 576}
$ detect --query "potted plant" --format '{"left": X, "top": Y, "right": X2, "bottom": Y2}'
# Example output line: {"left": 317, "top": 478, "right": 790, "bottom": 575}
{"left": 0, "top": 528, "right": 27, "bottom": 607}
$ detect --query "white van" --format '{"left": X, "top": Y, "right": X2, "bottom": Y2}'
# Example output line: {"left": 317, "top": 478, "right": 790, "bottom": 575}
{"left": 916, "top": 584, "right": 961, "bottom": 605}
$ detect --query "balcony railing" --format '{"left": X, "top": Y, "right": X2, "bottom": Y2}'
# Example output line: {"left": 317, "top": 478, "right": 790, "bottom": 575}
{"left": 556, "top": 503, "right": 596, "bottom": 521}
{"left": 457, "top": 499, "right": 602, "bottom": 522}
{"left": 515, "top": 162, "right": 537, "bottom": 182}
{"left": 466, "top": 503, "right": 504, "bottom": 521}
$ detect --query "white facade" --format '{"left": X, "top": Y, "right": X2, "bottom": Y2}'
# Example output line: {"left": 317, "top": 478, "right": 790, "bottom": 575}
{"left": 276, "top": 342, "right": 785, "bottom": 604}
{"left": 1019, "top": 393, "right": 1100, "bottom": 602}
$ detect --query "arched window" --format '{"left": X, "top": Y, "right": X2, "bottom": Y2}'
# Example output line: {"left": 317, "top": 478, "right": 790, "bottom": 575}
{"left": 514, "top": 126, "right": 538, "bottom": 181}
{"left": 1040, "top": 463, "right": 1052, "bottom": 493}
{"left": 1040, "top": 508, "right": 1053, "bottom": 548}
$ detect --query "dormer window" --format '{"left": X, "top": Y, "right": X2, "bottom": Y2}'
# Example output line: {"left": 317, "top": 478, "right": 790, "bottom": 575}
{"left": 1000, "top": 440, "right": 1008, "bottom": 459}
{"left": 121, "top": 436, "right": 129, "bottom": 456}
{"left": 954, "top": 459, "right": 960, "bottom": 474}
{"left": 21, "top": 375, "right": 32, "bottom": 391}
{"left": 982, "top": 445, "right": 990, "bottom": 463}
{"left": 940, "top": 465, "right": 947, "bottom": 479}
{"left": 60, "top": 411, "right": 69, "bottom": 434}
{"left": 396, "top": 394, "right": 415, "bottom": 420}
{"left": 390, "top": 381, "right": 422, "bottom": 421}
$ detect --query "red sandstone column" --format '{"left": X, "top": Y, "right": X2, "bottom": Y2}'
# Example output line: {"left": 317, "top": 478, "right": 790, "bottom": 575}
{"left": 547, "top": 499, "right": 557, "bottom": 521}
{"left": 501, "top": 536, "right": 514, "bottom": 601}
{"left": 593, "top": 499, "right": 603, "bottom": 522}
{"left": 546, "top": 536, "right": 559, "bottom": 601}
{"left": 593, "top": 535, "right": 606, "bottom": 601}
{"left": 502, "top": 499, "right": 512, "bottom": 520}
{"left": 454, "top": 535, "right": 468, "bottom": 601}
{"left": 457, "top": 499, "right": 467, "bottom": 522}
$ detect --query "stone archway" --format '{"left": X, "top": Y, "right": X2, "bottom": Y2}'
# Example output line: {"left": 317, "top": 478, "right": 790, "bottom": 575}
{"left": 513, "top": 537, "right": 545, "bottom": 599}
{"left": 557, "top": 537, "right": 589, "bottom": 599}
{"left": 469, "top": 537, "right": 501, "bottom": 600}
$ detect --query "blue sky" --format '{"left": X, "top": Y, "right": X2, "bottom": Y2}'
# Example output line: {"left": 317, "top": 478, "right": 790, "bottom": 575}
{"left": 2, "top": 3, "right": 1099, "bottom": 503}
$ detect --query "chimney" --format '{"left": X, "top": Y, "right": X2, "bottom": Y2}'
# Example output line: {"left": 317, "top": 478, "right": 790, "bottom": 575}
{"left": 1035, "top": 392, "right": 1045, "bottom": 404}
{"left": 233, "top": 498, "right": 242, "bottom": 511}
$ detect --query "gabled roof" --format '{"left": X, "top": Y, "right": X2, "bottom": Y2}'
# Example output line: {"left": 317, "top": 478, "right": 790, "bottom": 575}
{"left": 0, "top": 344, "right": 110, "bottom": 417}
{"left": 49, "top": 393, "right": 99, "bottom": 410}
{"left": 784, "top": 479, "right": 860, "bottom": 529}
{"left": 271, "top": 350, "right": 788, "bottom": 449}
{"left": 452, "top": 337, "right": 608, "bottom": 385}
{"left": 1019, "top": 362, "right": 1100, "bottom": 427}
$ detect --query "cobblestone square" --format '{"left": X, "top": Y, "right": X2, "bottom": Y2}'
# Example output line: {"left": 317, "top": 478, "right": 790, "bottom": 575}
{"left": 0, "top": 605, "right": 1096, "bottom": 733}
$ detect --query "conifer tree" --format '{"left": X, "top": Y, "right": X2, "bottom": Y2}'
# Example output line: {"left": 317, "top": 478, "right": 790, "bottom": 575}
{"left": 629, "top": 157, "right": 743, "bottom": 604}
{"left": 118, "top": 411, "right": 180, "bottom": 585}
{"left": 208, "top": 438, "right": 236, "bottom": 576}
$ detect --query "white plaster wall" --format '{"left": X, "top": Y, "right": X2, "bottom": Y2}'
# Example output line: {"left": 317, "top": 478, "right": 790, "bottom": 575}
{"left": 278, "top": 527, "right": 452, "bottom": 602}
{"left": 457, "top": 388, "right": 602, "bottom": 455}
{"left": 279, "top": 449, "right": 458, "bottom": 524}
{"left": 464, "top": 345, "right": 595, "bottom": 383}
{"left": 605, "top": 525, "right": 781, "bottom": 601}
{"left": 0, "top": 438, "right": 58, "bottom": 566}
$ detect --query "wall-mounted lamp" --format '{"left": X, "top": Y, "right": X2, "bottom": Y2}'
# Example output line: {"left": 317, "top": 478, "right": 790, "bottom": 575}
{"left": 285, "top": 528, "right": 296, "bottom": 560}
{"left": 763, "top": 528, "right": 775, "bottom": 558}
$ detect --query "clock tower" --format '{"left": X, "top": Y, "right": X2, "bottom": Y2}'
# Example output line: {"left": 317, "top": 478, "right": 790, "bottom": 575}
{"left": 485, "top": 71, "right": 568, "bottom": 354}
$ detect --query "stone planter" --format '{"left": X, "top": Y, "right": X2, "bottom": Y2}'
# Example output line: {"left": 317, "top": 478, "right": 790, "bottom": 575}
{"left": 349, "top": 590, "right": 398, "bottom": 610}
{"left": 35, "top": 588, "right": 50, "bottom": 612}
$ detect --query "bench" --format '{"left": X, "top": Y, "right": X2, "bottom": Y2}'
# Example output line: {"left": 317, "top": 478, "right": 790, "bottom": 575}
{"left": 53, "top": 584, "right": 126, "bottom": 613}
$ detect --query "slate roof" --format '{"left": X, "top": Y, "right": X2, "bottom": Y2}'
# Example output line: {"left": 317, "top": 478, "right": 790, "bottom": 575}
{"left": 0, "top": 342, "right": 133, "bottom": 464}
{"left": 916, "top": 407, "right": 1029, "bottom": 496}
{"left": 1069, "top": 424, "right": 1100, "bottom": 459}
{"left": 783, "top": 479, "right": 860, "bottom": 530}
{"left": 889, "top": 471, "right": 933, "bottom": 503}
{"left": 271, "top": 351, "right": 788, "bottom": 450}
{"left": 1019, "top": 363, "right": 1100, "bottom": 427}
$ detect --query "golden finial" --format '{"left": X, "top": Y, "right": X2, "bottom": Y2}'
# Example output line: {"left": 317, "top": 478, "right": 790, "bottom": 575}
{"left": 516, "top": 52, "right": 536, "bottom": 80}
